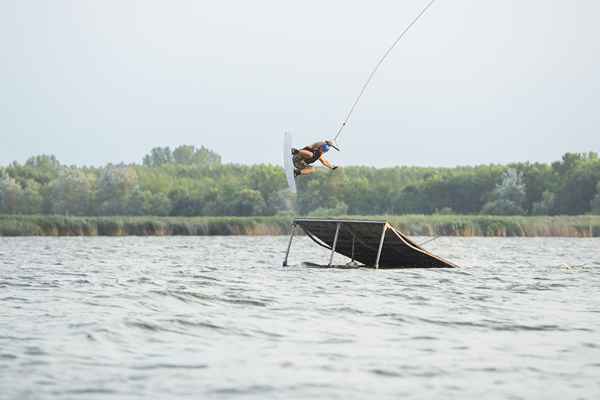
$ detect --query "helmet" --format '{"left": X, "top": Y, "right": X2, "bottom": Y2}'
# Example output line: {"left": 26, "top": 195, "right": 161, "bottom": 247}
{"left": 322, "top": 143, "right": 331, "bottom": 153}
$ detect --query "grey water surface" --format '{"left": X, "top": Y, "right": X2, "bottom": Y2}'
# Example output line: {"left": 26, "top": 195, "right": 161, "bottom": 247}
{"left": 1, "top": 236, "right": 599, "bottom": 399}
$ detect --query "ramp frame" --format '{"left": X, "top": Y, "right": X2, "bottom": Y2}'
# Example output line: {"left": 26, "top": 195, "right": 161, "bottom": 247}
{"left": 283, "top": 218, "right": 458, "bottom": 269}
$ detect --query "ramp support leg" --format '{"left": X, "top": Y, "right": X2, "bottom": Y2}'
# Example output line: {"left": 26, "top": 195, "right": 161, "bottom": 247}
{"left": 283, "top": 223, "right": 297, "bottom": 267}
{"left": 375, "top": 225, "right": 387, "bottom": 269}
{"left": 328, "top": 222, "right": 341, "bottom": 267}
{"left": 351, "top": 234, "right": 356, "bottom": 263}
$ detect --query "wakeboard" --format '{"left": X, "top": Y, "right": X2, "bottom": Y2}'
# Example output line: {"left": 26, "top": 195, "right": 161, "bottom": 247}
{"left": 283, "top": 131, "right": 297, "bottom": 193}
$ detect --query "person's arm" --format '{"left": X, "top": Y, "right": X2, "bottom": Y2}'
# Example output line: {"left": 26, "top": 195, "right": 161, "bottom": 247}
{"left": 319, "top": 156, "right": 337, "bottom": 170}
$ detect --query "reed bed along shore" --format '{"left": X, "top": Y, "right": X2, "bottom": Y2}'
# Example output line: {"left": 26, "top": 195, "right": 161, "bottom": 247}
{"left": 0, "top": 215, "right": 291, "bottom": 237}
{"left": 1, "top": 215, "right": 599, "bottom": 237}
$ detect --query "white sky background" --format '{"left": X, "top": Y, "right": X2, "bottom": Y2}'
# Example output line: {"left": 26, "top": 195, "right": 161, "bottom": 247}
{"left": 1, "top": 0, "right": 599, "bottom": 167}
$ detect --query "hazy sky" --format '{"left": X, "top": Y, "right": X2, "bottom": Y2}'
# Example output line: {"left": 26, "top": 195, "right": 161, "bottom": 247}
{"left": 1, "top": 0, "right": 599, "bottom": 167}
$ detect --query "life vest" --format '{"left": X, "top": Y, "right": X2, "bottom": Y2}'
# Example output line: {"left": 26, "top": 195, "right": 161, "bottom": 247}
{"left": 302, "top": 146, "right": 322, "bottom": 165}
{"left": 302, "top": 141, "right": 326, "bottom": 165}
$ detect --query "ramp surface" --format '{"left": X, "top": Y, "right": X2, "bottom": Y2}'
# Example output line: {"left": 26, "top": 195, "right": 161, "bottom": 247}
{"left": 295, "top": 218, "right": 457, "bottom": 269}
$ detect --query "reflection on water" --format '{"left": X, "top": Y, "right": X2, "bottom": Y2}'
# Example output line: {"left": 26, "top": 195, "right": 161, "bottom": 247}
{"left": 1, "top": 236, "right": 599, "bottom": 399}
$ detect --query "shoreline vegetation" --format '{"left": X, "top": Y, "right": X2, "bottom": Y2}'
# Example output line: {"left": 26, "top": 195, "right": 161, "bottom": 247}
{"left": 2, "top": 150, "right": 600, "bottom": 219}
{"left": 1, "top": 215, "right": 599, "bottom": 237}
{"left": 2, "top": 149, "right": 600, "bottom": 238}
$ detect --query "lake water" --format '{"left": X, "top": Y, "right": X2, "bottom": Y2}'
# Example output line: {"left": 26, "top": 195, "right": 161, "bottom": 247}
{"left": 1, "top": 236, "right": 599, "bottom": 399}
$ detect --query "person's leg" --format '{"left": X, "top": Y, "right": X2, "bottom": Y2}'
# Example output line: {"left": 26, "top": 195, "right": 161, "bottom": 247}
{"left": 300, "top": 167, "right": 316, "bottom": 175}
{"left": 293, "top": 155, "right": 307, "bottom": 177}
{"left": 298, "top": 149, "right": 313, "bottom": 160}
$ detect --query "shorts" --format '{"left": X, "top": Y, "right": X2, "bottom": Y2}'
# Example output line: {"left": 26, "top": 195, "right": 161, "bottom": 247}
{"left": 293, "top": 154, "right": 310, "bottom": 170}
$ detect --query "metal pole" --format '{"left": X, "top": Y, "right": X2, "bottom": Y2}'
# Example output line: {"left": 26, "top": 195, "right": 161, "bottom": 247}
{"left": 283, "top": 224, "right": 296, "bottom": 267}
{"left": 351, "top": 234, "right": 356, "bottom": 263}
{"left": 374, "top": 224, "right": 387, "bottom": 269}
{"left": 329, "top": 222, "right": 341, "bottom": 267}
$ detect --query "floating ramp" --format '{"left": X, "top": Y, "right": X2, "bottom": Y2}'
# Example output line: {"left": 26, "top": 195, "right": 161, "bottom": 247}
{"left": 283, "top": 218, "right": 458, "bottom": 269}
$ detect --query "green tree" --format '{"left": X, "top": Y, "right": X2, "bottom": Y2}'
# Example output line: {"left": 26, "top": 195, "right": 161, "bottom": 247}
{"left": 519, "top": 163, "right": 558, "bottom": 213}
{"left": 342, "top": 175, "right": 371, "bottom": 214}
{"left": 96, "top": 166, "right": 138, "bottom": 215}
{"left": 3, "top": 147, "right": 600, "bottom": 218}
{"left": 191, "top": 145, "right": 221, "bottom": 166}
{"left": 49, "top": 169, "right": 93, "bottom": 215}
{"left": 172, "top": 145, "right": 195, "bottom": 165}
{"left": 229, "top": 189, "right": 266, "bottom": 216}
{"left": 6, "top": 155, "right": 62, "bottom": 186}
{"left": 393, "top": 184, "right": 431, "bottom": 214}
{"left": 16, "top": 180, "right": 43, "bottom": 214}
{"left": 0, "top": 173, "right": 22, "bottom": 213}
{"left": 171, "top": 145, "right": 222, "bottom": 166}
{"left": 553, "top": 154, "right": 600, "bottom": 215}
{"left": 125, "top": 187, "right": 173, "bottom": 216}
{"left": 308, "top": 201, "right": 349, "bottom": 217}
{"left": 126, "top": 187, "right": 147, "bottom": 216}
{"left": 481, "top": 169, "right": 526, "bottom": 215}
{"left": 169, "top": 188, "right": 205, "bottom": 216}
{"left": 143, "top": 147, "right": 173, "bottom": 167}
{"left": 247, "top": 164, "right": 287, "bottom": 215}
{"left": 25, "top": 154, "right": 61, "bottom": 170}
{"left": 551, "top": 152, "right": 589, "bottom": 177}
{"left": 146, "top": 192, "right": 172, "bottom": 216}
{"left": 532, "top": 191, "right": 556, "bottom": 215}
{"left": 590, "top": 182, "right": 600, "bottom": 215}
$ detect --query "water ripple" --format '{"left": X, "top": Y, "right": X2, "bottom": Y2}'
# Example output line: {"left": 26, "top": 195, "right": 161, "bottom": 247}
{"left": 1, "top": 236, "right": 599, "bottom": 399}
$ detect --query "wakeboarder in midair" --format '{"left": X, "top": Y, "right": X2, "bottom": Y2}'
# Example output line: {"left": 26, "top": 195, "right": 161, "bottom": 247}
{"left": 292, "top": 139, "right": 340, "bottom": 177}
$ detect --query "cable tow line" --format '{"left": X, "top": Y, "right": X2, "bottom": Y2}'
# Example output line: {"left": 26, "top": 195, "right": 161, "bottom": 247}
{"left": 418, "top": 236, "right": 441, "bottom": 247}
{"left": 333, "top": 0, "right": 438, "bottom": 142}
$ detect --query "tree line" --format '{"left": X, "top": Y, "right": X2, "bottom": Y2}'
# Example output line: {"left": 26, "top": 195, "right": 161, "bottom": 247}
{"left": 1, "top": 146, "right": 600, "bottom": 217}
